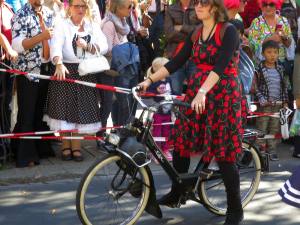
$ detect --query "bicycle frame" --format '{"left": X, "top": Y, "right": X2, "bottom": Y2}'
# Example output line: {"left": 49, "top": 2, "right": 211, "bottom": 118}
{"left": 131, "top": 102, "right": 213, "bottom": 195}
{"left": 102, "top": 87, "right": 263, "bottom": 201}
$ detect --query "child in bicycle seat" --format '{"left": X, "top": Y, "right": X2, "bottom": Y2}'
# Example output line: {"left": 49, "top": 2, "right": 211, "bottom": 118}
{"left": 255, "top": 40, "right": 289, "bottom": 161}
{"left": 147, "top": 57, "right": 173, "bottom": 161}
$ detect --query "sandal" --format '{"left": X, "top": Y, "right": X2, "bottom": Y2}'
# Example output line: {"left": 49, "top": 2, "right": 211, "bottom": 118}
{"left": 61, "top": 148, "right": 72, "bottom": 161}
{"left": 72, "top": 149, "right": 84, "bottom": 162}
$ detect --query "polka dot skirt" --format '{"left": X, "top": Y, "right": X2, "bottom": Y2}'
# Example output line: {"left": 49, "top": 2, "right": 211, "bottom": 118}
{"left": 44, "top": 63, "right": 101, "bottom": 126}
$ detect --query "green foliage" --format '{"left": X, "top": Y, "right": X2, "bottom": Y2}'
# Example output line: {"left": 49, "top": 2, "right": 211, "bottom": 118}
{"left": 168, "top": 0, "right": 177, "bottom": 4}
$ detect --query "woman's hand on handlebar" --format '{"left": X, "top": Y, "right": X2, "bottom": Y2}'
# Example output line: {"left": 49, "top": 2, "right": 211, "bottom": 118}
{"left": 137, "top": 78, "right": 152, "bottom": 92}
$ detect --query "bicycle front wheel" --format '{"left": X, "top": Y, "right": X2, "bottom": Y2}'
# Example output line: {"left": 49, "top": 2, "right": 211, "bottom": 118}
{"left": 198, "top": 141, "right": 261, "bottom": 216}
{"left": 76, "top": 154, "right": 151, "bottom": 225}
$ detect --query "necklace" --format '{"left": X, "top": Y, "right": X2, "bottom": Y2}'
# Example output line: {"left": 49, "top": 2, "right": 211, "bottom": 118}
{"left": 199, "top": 23, "right": 217, "bottom": 44}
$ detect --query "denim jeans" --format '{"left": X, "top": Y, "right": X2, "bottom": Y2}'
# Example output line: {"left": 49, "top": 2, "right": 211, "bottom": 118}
{"left": 112, "top": 67, "right": 138, "bottom": 126}
{"left": 169, "top": 60, "right": 197, "bottom": 95}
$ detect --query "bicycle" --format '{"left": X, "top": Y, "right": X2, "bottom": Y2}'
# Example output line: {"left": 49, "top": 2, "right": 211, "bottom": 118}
{"left": 76, "top": 87, "right": 263, "bottom": 225}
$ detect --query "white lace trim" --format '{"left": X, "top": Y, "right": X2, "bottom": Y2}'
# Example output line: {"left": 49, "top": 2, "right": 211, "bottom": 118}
{"left": 43, "top": 115, "right": 101, "bottom": 134}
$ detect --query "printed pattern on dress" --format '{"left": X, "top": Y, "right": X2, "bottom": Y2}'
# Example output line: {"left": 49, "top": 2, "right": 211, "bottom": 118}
{"left": 11, "top": 3, "right": 53, "bottom": 73}
{"left": 168, "top": 23, "right": 243, "bottom": 163}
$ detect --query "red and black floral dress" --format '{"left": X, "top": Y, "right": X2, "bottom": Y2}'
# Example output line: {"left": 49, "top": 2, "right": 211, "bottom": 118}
{"left": 166, "top": 23, "right": 244, "bottom": 163}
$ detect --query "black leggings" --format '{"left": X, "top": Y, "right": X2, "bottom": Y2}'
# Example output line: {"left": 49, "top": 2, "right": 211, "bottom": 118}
{"left": 172, "top": 151, "right": 242, "bottom": 212}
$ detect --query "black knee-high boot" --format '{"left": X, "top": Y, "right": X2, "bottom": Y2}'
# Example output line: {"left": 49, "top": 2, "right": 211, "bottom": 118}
{"left": 218, "top": 161, "right": 243, "bottom": 225}
{"left": 158, "top": 150, "right": 190, "bottom": 206}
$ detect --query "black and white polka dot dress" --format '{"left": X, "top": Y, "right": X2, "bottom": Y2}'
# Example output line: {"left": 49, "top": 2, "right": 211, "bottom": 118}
{"left": 44, "top": 63, "right": 101, "bottom": 133}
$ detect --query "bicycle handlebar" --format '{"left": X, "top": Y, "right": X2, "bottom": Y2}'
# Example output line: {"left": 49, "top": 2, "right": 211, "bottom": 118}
{"left": 132, "top": 86, "right": 190, "bottom": 109}
{"left": 172, "top": 99, "right": 191, "bottom": 108}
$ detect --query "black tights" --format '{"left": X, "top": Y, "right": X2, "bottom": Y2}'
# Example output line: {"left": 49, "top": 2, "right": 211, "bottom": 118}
{"left": 172, "top": 151, "right": 242, "bottom": 213}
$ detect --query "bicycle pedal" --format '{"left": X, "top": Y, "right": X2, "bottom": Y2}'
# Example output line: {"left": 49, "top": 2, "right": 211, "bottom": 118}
{"left": 170, "top": 198, "right": 186, "bottom": 208}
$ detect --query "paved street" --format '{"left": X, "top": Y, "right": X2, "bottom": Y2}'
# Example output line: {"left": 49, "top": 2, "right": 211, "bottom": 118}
{"left": 0, "top": 142, "right": 299, "bottom": 225}
{"left": 0, "top": 165, "right": 299, "bottom": 225}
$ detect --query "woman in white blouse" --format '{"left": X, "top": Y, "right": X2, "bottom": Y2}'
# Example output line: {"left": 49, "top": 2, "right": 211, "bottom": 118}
{"left": 44, "top": 0, "right": 108, "bottom": 161}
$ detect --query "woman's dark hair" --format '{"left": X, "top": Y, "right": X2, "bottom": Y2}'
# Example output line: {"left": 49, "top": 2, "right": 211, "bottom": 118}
{"left": 210, "top": 0, "right": 229, "bottom": 22}
{"left": 262, "top": 40, "right": 280, "bottom": 53}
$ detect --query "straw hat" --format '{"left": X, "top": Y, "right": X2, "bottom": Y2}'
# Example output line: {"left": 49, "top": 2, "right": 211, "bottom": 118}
{"left": 146, "top": 57, "right": 169, "bottom": 78}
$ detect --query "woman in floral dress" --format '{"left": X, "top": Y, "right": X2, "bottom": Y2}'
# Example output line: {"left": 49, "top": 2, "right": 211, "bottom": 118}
{"left": 248, "top": 0, "right": 293, "bottom": 65}
{"left": 138, "top": 0, "right": 243, "bottom": 224}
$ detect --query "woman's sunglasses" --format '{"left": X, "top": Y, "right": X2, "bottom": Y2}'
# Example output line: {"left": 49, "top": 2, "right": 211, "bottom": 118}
{"left": 262, "top": 2, "right": 276, "bottom": 7}
{"left": 193, "top": 0, "right": 211, "bottom": 7}
{"left": 72, "top": 4, "right": 88, "bottom": 10}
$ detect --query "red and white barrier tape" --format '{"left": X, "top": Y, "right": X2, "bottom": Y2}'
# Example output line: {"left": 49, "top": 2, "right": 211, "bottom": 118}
{"left": 1, "top": 133, "right": 283, "bottom": 141}
{"left": 153, "top": 137, "right": 168, "bottom": 142}
{"left": 153, "top": 133, "right": 283, "bottom": 141}
{"left": 0, "top": 68, "right": 130, "bottom": 94}
{"left": 0, "top": 66, "right": 185, "bottom": 100}
{"left": 257, "top": 134, "right": 282, "bottom": 140}
{"left": 247, "top": 112, "right": 280, "bottom": 118}
{"left": 3, "top": 135, "right": 103, "bottom": 140}
{"left": 0, "top": 125, "right": 125, "bottom": 138}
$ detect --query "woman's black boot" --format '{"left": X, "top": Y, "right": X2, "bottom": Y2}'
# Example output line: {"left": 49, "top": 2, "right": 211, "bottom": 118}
{"left": 158, "top": 151, "right": 190, "bottom": 207}
{"left": 219, "top": 162, "right": 244, "bottom": 225}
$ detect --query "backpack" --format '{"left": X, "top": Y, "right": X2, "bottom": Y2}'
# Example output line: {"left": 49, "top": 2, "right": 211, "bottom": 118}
{"left": 191, "top": 22, "right": 255, "bottom": 94}
{"left": 239, "top": 49, "right": 255, "bottom": 94}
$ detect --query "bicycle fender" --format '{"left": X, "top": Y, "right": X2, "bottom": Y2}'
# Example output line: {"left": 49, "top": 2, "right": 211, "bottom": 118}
{"left": 144, "top": 166, "right": 163, "bottom": 219}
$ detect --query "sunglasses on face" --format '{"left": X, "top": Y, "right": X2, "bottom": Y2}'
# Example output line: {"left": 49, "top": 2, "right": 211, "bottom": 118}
{"left": 262, "top": 2, "right": 276, "bottom": 7}
{"left": 193, "top": 0, "right": 211, "bottom": 7}
{"left": 72, "top": 4, "right": 88, "bottom": 9}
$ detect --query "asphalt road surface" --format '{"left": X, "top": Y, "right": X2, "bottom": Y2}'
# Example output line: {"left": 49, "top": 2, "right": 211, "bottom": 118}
{"left": 0, "top": 168, "right": 299, "bottom": 225}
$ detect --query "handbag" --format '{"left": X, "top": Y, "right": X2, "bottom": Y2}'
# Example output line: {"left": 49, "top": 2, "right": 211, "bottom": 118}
{"left": 290, "top": 109, "right": 300, "bottom": 136}
{"left": 280, "top": 107, "right": 293, "bottom": 139}
{"left": 78, "top": 45, "right": 110, "bottom": 76}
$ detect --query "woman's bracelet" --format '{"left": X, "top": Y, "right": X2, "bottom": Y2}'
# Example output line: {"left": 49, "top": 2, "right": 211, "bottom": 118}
{"left": 198, "top": 87, "right": 207, "bottom": 95}
{"left": 147, "top": 76, "right": 154, "bottom": 84}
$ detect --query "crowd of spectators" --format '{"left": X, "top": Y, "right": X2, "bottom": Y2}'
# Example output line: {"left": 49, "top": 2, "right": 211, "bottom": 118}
{"left": 0, "top": 0, "right": 300, "bottom": 168}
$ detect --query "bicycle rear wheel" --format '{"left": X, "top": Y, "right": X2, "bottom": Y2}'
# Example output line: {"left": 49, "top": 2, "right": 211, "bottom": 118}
{"left": 76, "top": 153, "right": 150, "bottom": 225}
{"left": 198, "top": 141, "right": 261, "bottom": 216}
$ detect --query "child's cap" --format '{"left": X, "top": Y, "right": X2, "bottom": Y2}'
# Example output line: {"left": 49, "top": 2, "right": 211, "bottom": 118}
{"left": 146, "top": 57, "right": 169, "bottom": 78}
{"left": 262, "top": 40, "right": 280, "bottom": 53}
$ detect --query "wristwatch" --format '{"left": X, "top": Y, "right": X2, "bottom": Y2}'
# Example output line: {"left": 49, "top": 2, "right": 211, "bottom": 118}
{"left": 198, "top": 88, "right": 207, "bottom": 95}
